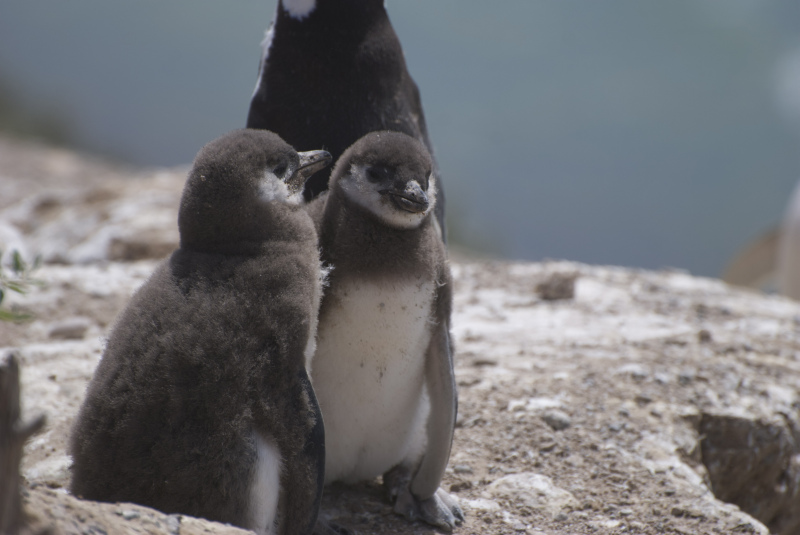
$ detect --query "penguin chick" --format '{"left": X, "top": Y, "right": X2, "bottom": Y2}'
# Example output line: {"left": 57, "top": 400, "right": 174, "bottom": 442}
{"left": 307, "top": 131, "right": 464, "bottom": 531}
{"left": 247, "top": 0, "right": 446, "bottom": 239}
{"left": 69, "top": 129, "right": 331, "bottom": 535}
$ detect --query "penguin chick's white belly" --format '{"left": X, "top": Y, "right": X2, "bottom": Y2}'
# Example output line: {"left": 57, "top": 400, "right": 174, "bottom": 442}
{"left": 312, "top": 278, "right": 435, "bottom": 483}
{"left": 246, "top": 432, "right": 282, "bottom": 535}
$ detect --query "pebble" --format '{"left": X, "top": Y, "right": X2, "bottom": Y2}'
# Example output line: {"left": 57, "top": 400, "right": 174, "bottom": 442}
{"left": 166, "top": 515, "right": 181, "bottom": 534}
{"left": 615, "top": 363, "right": 649, "bottom": 381}
{"left": 542, "top": 409, "right": 571, "bottom": 431}
{"left": 118, "top": 510, "right": 140, "bottom": 521}
{"left": 654, "top": 372, "right": 671, "bottom": 385}
{"left": 48, "top": 317, "right": 91, "bottom": 340}
{"left": 698, "top": 329, "right": 712, "bottom": 343}
{"left": 536, "top": 272, "right": 578, "bottom": 300}
{"left": 678, "top": 370, "right": 695, "bottom": 385}
{"left": 453, "top": 464, "right": 474, "bottom": 474}
{"left": 450, "top": 480, "right": 473, "bottom": 492}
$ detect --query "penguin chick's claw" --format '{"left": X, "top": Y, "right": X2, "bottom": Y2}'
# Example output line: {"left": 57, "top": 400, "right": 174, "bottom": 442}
{"left": 434, "top": 488, "right": 466, "bottom": 524}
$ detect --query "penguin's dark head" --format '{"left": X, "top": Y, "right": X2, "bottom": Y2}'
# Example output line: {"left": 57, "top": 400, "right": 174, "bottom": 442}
{"left": 178, "top": 129, "right": 330, "bottom": 253}
{"left": 330, "top": 131, "right": 435, "bottom": 230}
{"left": 276, "top": 0, "right": 385, "bottom": 22}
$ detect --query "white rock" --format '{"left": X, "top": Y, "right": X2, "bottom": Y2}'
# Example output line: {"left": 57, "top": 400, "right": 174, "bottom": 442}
{"left": 463, "top": 498, "right": 502, "bottom": 513}
{"left": 485, "top": 472, "right": 577, "bottom": 519}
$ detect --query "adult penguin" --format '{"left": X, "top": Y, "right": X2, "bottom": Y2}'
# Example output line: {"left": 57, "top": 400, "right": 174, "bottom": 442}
{"left": 246, "top": 0, "right": 446, "bottom": 239}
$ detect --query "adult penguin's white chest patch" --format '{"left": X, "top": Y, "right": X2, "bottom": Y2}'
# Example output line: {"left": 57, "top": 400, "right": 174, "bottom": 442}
{"left": 311, "top": 276, "right": 436, "bottom": 483}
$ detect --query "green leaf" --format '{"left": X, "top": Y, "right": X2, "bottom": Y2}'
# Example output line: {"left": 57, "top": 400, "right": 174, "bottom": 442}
{"left": 0, "top": 248, "right": 42, "bottom": 322}
{"left": 11, "top": 250, "right": 25, "bottom": 274}
{"left": 5, "top": 282, "right": 25, "bottom": 294}
{"left": 0, "top": 308, "right": 32, "bottom": 323}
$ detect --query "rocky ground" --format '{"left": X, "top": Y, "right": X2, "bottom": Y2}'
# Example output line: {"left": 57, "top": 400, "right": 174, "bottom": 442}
{"left": 3, "top": 135, "right": 800, "bottom": 535}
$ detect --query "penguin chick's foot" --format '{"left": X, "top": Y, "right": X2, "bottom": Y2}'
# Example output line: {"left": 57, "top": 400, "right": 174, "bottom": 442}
{"left": 384, "top": 466, "right": 465, "bottom": 532}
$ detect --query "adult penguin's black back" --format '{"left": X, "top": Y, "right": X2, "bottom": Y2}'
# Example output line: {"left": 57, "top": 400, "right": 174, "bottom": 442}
{"left": 246, "top": 0, "right": 446, "bottom": 238}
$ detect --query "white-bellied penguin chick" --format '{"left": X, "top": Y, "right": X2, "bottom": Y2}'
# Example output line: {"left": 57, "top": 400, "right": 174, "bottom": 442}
{"left": 69, "top": 129, "right": 331, "bottom": 535}
{"left": 307, "top": 131, "right": 464, "bottom": 531}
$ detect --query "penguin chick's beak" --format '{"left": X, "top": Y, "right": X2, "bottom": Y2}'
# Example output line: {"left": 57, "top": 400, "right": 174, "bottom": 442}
{"left": 286, "top": 150, "right": 332, "bottom": 192}
{"left": 381, "top": 181, "right": 429, "bottom": 214}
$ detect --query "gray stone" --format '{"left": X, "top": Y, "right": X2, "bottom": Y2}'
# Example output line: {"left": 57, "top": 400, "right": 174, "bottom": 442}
{"left": 700, "top": 411, "right": 800, "bottom": 535}
{"left": 536, "top": 272, "right": 578, "bottom": 301}
{"left": 453, "top": 464, "right": 474, "bottom": 474}
{"left": 48, "top": 317, "right": 91, "bottom": 340}
{"left": 542, "top": 409, "right": 571, "bottom": 431}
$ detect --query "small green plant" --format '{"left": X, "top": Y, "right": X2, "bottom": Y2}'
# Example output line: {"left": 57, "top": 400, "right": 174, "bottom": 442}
{"left": 0, "top": 250, "right": 42, "bottom": 322}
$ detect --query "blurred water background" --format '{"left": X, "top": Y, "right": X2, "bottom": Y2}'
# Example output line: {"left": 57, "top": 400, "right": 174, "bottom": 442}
{"left": 2, "top": 0, "right": 800, "bottom": 278}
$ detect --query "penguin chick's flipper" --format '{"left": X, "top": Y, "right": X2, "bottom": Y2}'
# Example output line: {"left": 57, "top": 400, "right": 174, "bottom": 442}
{"left": 383, "top": 299, "right": 464, "bottom": 531}
{"left": 413, "top": 314, "right": 458, "bottom": 498}
{"left": 281, "top": 368, "right": 327, "bottom": 535}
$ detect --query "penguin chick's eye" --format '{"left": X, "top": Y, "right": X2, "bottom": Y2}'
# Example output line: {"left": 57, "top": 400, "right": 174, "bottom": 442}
{"left": 366, "top": 166, "right": 386, "bottom": 183}
{"left": 273, "top": 164, "right": 288, "bottom": 178}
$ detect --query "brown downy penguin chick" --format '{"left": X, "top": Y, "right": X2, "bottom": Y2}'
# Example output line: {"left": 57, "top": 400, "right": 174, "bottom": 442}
{"left": 69, "top": 129, "right": 331, "bottom": 535}
{"left": 307, "top": 131, "right": 464, "bottom": 531}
